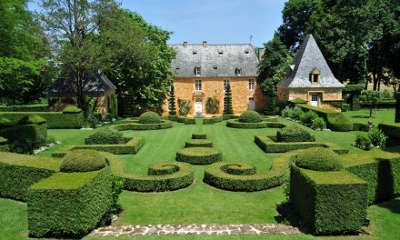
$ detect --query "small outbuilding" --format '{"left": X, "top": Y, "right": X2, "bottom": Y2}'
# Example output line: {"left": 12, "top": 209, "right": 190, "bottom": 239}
{"left": 49, "top": 70, "right": 117, "bottom": 116}
{"left": 277, "top": 34, "right": 343, "bottom": 111}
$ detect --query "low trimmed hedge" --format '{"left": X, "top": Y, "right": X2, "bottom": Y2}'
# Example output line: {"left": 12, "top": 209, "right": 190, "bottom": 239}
{"left": 203, "top": 151, "right": 292, "bottom": 192}
{"left": 0, "top": 152, "right": 59, "bottom": 201}
{"left": 0, "top": 104, "right": 49, "bottom": 112}
{"left": 113, "top": 120, "right": 172, "bottom": 131}
{"left": 0, "top": 111, "right": 84, "bottom": 129}
{"left": 185, "top": 139, "right": 213, "bottom": 148}
{"left": 203, "top": 116, "right": 223, "bottom": 124}
{"left": 176, "top": 147, "right": 222, "bottom": 165}
{"left": 60, "top": 150, "right": 107, "bottom": 173}
{"left": 52, "top": 137, "right": 144, "bottom": 157}
{"left": 192, "top": 133, "right": 207, "bottom": 139}
{"left": 290, "top": 164, "right": 368, "bottom": 235}
{"left": 177, "top": 116, "right": 196, "bottom": 124}
{"left": 27, "top": 168, "right": 113, "bottom": 238}
{"left": 360, "top": 99, "right": 396, "bottom": 108}
{"left": 238, "top": 111, "right": 262, "bottom": 123}
{"left": 297, "top": 104, "right": 353, "bottom": 132}
{"left": 291, "top": 147, "right": 344, "bottom": 172}
{"left": 379, "top": 123, "right": 400, "bottom": 146}
{"left": 138, "top": 111, "right": 161, "bottom": 124}
{"left": 345, "top": 155, "right": 400, "bottom": 204}
{"left": 106, "top": 155, "right": 194, "bottom": 192}
{"left": 255, "top": 135, "right": 349, "bottom": 154}
{"left": 227, "top": 119, "right": 285, "bottom": 129}
{"left": 0, "top": 136, "right": 8, "bottom": 152}
{"left": 353, "top": 122, "right": 370, "bottom": 132}
{"left": 84, "top": 129, "right": 130, "bottom": 145}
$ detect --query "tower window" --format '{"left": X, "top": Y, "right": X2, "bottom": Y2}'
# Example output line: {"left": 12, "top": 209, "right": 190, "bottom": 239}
{"left": 310, "top": 68, "right": 320, "bottom": 83}
{"left": 194, "top": 66, "right": 201, "bottom": 76}
{"left": 195, "top": 80, "right": 202, "bottom": 91}
{"left": 235, "top": 68, "right": 242, "bottom": 76}
{"left": 249, "top": 79, "right": 255, "bottom": 90}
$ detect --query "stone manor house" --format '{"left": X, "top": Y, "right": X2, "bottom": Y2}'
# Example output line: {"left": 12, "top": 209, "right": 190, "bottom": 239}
{"left": 164, "top": 34, "right": 343, "bottom": 116}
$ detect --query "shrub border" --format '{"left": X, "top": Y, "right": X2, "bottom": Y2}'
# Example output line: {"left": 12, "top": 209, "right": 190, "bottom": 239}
{"left": 226, "top": 119, "right": 286, "bottom": 129}
{"left": 176, "top": 147, "right": 222, "bottom": 165}
{"left": 112, "top": 120, "right": 172, "bottom": 131}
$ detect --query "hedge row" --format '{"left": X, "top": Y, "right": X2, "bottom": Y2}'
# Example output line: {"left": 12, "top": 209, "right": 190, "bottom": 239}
{"left": 113, "top": 120, "right": 172, "bottom": 131}
{"left": 185, "top": 139, "right": 213, "bottom": 148}
{"left": 203, "top": 151, "right": 291, "bottom": 192}
{"left": 297, "top": 104, "right": 353, "bottom": 132}
{"left": 177, "top": 116, "right": 196, "bottom": 124}
{"left": 353, "top": 122, "right": 370, "bottom": 132}
{"left": 226, "top": 119, "right": 286, "bottom": 129}
{"left": 0, "top": 104, "right": 49, "bottom": 112}
{"left": 52, "top": 137, "right": 144, "bottom": 157}
{"left": 203, "top": 116, "right": 223, "bottom": 124}
{"left": 378, "top": 123, "right": 400, "bottom": 146}
{"left": 192, "top": 133, "right": 207, "bottom": 139}
{"left": 106, "top": 155, "right": 194, "bottom": 192}
{"left": 360, "top": 99, "right": 396, "bottom": 108}
{"left": 345, "top": 155, "right": 400, "bottom": 204}
{"left": 0, "top": 112, "right": 84, "bottom": 129}
{"left": 176, "top": 147, "right": 222, "bottom": 165}
{"left": 0, "top": 152, "right": 59, "bottom": 201}
{"left": 0, "top": 137, "right": 8, "bottom": 152}
{"left": 27, "top": 168, "right": 113, "bottom": 238}
{"left": 254, "top": 135, "right": 349, "bottom": 154}
{"left": 290, "top": 164, "right": 368, "bottom": 235}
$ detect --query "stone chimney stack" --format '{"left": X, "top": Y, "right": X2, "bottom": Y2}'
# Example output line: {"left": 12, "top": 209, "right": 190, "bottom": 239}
{"left": 202, "top": 41, "right": 208, "bottom": 47}
{"left": 257, "top": 48, "right": 265, "bottom": 61}
{"left": 183, "top": 41, "right": 188, "bottom": 47}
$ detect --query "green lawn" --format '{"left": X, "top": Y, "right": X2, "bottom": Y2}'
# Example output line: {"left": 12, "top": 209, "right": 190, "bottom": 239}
{"left": 343, "top": 108, "right": 395, "bottom": 125}
{"left": 1, "top": 113, "right": 400, "bottom": 239}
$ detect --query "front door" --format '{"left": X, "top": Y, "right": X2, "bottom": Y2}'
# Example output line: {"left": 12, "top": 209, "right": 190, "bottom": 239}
{"left": 195, "top": 101, "right": 203, "bottom": 116}
{"left": 311, "top": 94, "right": 319, "bottom": 107}
{"left": 248, "top": 97, "right": 255, "bottom": 110}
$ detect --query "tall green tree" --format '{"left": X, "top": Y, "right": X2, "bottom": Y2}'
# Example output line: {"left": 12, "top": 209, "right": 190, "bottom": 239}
{"left": 0, "top": 0, "right": 50, "bottom": 104}
{"left": 96, "top": 5, "right": 175, "bottom": 115}
{"left": 257, "top": 34, "right": 289, "bottom": 115}
{"left": 223, "top": 83, "right": 233, "bottom": 115}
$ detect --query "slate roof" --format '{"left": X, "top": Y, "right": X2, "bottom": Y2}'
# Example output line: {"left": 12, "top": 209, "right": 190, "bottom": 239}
{"left": 50, "top": 71, "right": 117, "bottom": 97}
{"left": 170, "top": 43, "right": 258, "bottom": 77}
{"left": 278, "top": 34, "right": 343, "bottom": 89}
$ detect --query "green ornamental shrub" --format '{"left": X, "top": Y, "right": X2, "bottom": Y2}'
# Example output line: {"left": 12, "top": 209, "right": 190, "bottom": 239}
{"left": 138, "top": 111, "right": 161, "bottom": 124}
{"left": 292, "top": 107, "right": 304, "bottom": 120}
{"left": 327, "top": 113, "right": 353, "bottom": 132}
{"left": 62, "top": 105, "right": 82, "bottom": 113}
{"left": 18, "top": 115, "right": 46, "bottom": 125}
{"left": 311, "top": 117, "right": 326, "bottom": 130}
{"left": 300, "top": 111, "right": 318, "bottom": 126}
{"left": 355, "top": 133, "right": 372, "bottom": 150}
{"left": 276, "top": 125, "right": 315, "bottom": 142}
{"left": 368, "top": 127, "right": 387, "bottom": 148}
{"left": 176, "top": 147, "right": 222, "bottom": 165}
{"left": 85, "top": 129, "right": 128, "bottom": 145}
{"left": 60, "top": 150, "right": 107, "bottom": 173}
{"left": 0, "top": 117, "right": 13, "bottom": 128}
{"left": 238, "top": 111, "right": 262, "bottom": 123}
{"left": 292, "top": 148, "right": 344, "bottom": 171}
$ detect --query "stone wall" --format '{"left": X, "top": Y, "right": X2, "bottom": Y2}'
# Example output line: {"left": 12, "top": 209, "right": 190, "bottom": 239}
{"left": 163, "top": 77, "right": 265, "bottom": 116}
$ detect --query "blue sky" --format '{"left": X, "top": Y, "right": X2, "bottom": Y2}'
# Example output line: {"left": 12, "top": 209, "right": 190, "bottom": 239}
{"left": 29, "top": 0, "right": 287, "bottom": 47}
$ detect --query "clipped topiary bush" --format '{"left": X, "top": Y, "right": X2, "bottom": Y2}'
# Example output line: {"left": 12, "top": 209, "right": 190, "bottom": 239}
{"left": 60, "top": 150, "right": 107, "bottom": 173}
{"left": 291, "top": 147, "right": 344, "bottom": 171}
{"left": 238, "top": 111, "right": 262, "bottom": 123}
{"left": 300, "top": 111, "right": 318, "bottom": 126}
{"left": 18, "top": 115, "right": 46, "bottom": 125}
{"left": 311, "top": 117, "right": 326, "bottom": 130}
{"left": 185, "top": 139, "right": 213, "bottom": 148}
{"left": 192, "top": 133, "right": 207, "bottom": 139}
{"left": 0, "top": 117, "right": 13, "bottom": 128}
{"left": 176, "top": 147, "right": 222, "bottom": 165}
{"left": 138, "top": 111, "right": 161, "bottom": 124}
{"left": 276, "top": 125, "right": 315, "bottom": 142}
{"left": 354, "top": 133, "right": 372, "bottom": 150}
{"left": 84, "top": 129, "right": 129, "bottom": 145}
{"left": 327, "top": 113, "right": 353, "bottom": 132}
{"left": 62, "top": 105, "right": 82, "bottom": 113}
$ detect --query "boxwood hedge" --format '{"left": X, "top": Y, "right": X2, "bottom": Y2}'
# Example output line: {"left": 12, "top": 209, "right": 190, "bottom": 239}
{"left": 27, "top": 168, "right": 113, "bottom": 238}
{"left": 276, "top": 125, "right": 315, "bottom": 142}
{"left": 176, "top": 147, "right": 222, "bottom": 165}
{"left": 203, "top": 151, "right": 292, "bottom": 192}
{"left": 113, "top": 120, "right": 172, "bottom": 131}
{"left": 379, "top": 123, "right": 400, "bottom": 146}
{"left": 0, "top": 152, "right": 60, "bottom": 201}
{"left": 106, "top": 155, "right": 194, "bottom": 192}
{"left": 203, "top": 116, "right": 223, "bottom": 124}
{"left": 226, "top": 119, "right": 284, "bottom": 129}
{"left": 84, "top": 129, "right": 130, "bottom": 145}
{"left": 52, "top": 137, "right": 144, "bottom": 157}
{"left": 0, "top": 136, "right": 8, "bottom": 152}
{"left": 185, "top": 139, "right": 213, "bottom": 148}
{"left": 177, "top": 116, "right": 196, "bottom": 124}
{"left": 192, "top": 133, "right": 207, "bottom": 139}
{"left": 290, "top": 164, "right": 368, "bottom": 235}
{"left": 0, "top": 104, "right": 49, "bottom": 112}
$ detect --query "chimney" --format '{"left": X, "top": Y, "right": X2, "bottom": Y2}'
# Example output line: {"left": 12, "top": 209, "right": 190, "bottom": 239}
{"left": 183, "top": 41, "right": 188, "bottom": 47}
{"left": 257, "top": 48, "right": 265, "bottom": 61}
{"left": 202, "top": 41, "right": 208, "bottom": 47}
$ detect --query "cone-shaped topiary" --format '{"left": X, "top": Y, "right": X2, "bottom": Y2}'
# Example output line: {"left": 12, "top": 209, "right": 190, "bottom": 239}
{"left": 60, "top": 150, "right": 107, "bottom": 172}
{"left": 138, "top": 111, "right": 161, "bottom": 124}
{"left": 292, "top": 147, "right": 344, "bottom": 171}
{"left": 168, "top": 85, "right": 177, "bottom": 116}
{"left": 223, "top": 83, "right": 233, "bottom": 115}
{"left": 239, "top": 111, "right": 262, "bottom": 123}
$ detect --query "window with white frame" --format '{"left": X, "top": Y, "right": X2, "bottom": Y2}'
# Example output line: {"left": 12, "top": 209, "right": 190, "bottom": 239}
{"left": 249, "top": 79, "right": 255, "bottom": 90}
{"left": 194, "top": 66, "right": 201, "bottom": 76}
{"left": 235, "top": 67, "right": 242, "bottom": 76}
{"left": 195, "top": 80, "right": 202, "bottom": 91}
{"left": 224, "top": 80, "right": 230, "bottom": 91}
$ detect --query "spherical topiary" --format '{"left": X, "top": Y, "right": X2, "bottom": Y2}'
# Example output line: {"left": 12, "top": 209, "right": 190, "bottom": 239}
{"left": 138, "top": 111, "right": 161, "bottom": 124}
{"left": 238, "top": 111, "right": 262, "bottom": 123}
{"left": 60, "top": 150, "right": 107, "bottom": 173}
{"left": 276, "top": 125, "right": 315, "bottom": 142}
{"left": 292, "top": 147, "right": 344, "bottom": 171}
{"left": 84, "top": 128, "right": 128, "bottom": 145}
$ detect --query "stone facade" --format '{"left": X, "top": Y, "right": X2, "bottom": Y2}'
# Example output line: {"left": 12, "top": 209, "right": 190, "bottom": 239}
{"left": 163, "top": 77, "right": 265, "bottom": 116}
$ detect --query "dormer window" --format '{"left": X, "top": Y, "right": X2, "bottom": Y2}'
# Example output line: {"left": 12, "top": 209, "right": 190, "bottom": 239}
{"left": 244, "top": 49, "right": 250, "bottom": 54}
{"left": 218, "top": 50, "right": 223, "bottom": 55}
{"left": 175, "top": 67, "right": 180, "bottom": 70}
{"left": 194, "top": 66, "right": 201, "bottom": 76}
{"left": 193, "top": 50, "right": 197, "bottom": 55}
{"left": 310, "top": 68, "right": 320, "bottom": 83}
{"left": 213, "top": 65, "right": 218, "bottom": 70}
{"left": 235, "top": 67, "right": 242, "bottom": 76}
